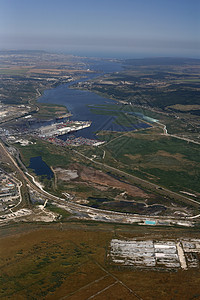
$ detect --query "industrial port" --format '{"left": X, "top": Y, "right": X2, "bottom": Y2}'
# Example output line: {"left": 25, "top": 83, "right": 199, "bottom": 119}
{"left": 37, "top": 119, "right": 92, "bottom": 137}
{"left": 35, "top": 117, "right": 105, "bottom": 146}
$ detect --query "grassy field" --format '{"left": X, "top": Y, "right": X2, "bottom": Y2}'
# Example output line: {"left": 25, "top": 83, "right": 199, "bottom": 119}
{"left": 16, "top": 138, "right": 71, "bottom": 168}
{"left": 0, "top": 223, "right": 200, "bottom": 299}
{"left": 35, "top": 103, "right": 68, "bottom": 120}
{"left": 16, "top": 139, "right": 73, "bottom": 192}
{"left": 15, "top": 131, "right": 200, "bottom": 212}
{"left": 90, "top": 106, "right": 143, "bottom": 127}
{"left": 80, "top": 59, "right": 200, "bottom": 142}
{"left": 0, "top": 68, "right": 30, "bottom": 75}
{"left": 94, "top": 132, "right": 200, "bottom": 195}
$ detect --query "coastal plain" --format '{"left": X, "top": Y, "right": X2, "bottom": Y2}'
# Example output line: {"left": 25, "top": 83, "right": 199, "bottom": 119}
{"left": 0, "top": 52, "right": 200, "bottom": 299}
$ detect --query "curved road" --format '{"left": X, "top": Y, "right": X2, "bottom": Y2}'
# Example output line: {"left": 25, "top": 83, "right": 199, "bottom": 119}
{"left": 0, "top": 140, "right": 199, "bottom": 224}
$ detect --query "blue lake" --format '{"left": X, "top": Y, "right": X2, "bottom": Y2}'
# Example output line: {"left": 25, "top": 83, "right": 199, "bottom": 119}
{"left": 28, "top": 156, "right": 53, "bottom": 179}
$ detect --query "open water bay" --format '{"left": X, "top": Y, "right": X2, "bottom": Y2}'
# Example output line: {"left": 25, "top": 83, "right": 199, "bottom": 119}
{"left": 38, "top": 60, "right": 150, "bottom": 139}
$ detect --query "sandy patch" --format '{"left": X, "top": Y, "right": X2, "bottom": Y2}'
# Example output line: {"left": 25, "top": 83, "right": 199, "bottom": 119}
{"left": 75, "top": 199, "right": 89, "bottom": 204}
{"left": 54, "top": 168, "right": 79, "bottom": 182}
{"left": 92, "top": 184, "right": 109, "bottom": 191}
{"left": 156, "top": 150, "right": 191, "bottom": 163}
{"left": 124, "top": 154, "right": 142, "bottom": 160}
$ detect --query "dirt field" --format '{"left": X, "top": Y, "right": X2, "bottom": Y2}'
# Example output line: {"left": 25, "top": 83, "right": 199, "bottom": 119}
{"left": 57, "top": 163, "right": 149, "bottom": 198}
{"left": 53, "top": 163, "right": 194, "bottom": 216}
{"left": 54, "top": 167, "right": 79, "bottom": 182}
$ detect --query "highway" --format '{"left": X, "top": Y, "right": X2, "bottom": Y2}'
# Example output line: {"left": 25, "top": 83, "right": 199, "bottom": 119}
{"left": 156, "top": 121, "right": 200, "bottom": 145}
{"left": 0, "top": 140, "right": 199, "bottom": 226}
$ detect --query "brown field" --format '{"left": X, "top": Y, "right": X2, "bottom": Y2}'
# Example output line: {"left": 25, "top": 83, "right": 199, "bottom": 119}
{"left": 53, "top": 161, "right": 197, "bottom": 216}
{"left": 0, "top": 66, "right": 31, "bottom": 70}
{"left": 168, "top": 104, "right": 200, "bottom": 111}
{"left": 78, "top": 164, "right": 148, "bottom": 198}
{"left": 36, "top": 103, "right": 68, "bottom": 119}
{"left": 0, "top": 223, "right": 200, "bottom": 300}
{"left": 56, "top": 163, "right": 148, "bottom": 199}
{"left": 28, "top": 68, "right": 92, "bottom": 75}
{"left": 28, "top": 68, "right": 62, "bottom": 75}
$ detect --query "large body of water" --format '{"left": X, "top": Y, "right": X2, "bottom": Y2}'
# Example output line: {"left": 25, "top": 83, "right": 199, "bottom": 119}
{"left": 30, "top": 59, "right": 151, "bottom": 177}
{"left": 38, "top": 60, "right": 150, "bottom": 139}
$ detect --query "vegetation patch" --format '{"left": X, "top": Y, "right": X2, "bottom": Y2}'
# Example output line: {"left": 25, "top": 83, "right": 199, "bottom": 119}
{"left": 16, "top": 138, "right": 71, "bottom": 168}
{"left": 0, "top": 225, "right": 200, "bottom": 299}
{"left": 36, "top": 103, "right": 68, "bottom": 119}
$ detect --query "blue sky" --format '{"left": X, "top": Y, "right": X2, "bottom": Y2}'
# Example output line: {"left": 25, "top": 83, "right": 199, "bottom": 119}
{"left": 0, "top": 0, "right": 199, "bottom": 58}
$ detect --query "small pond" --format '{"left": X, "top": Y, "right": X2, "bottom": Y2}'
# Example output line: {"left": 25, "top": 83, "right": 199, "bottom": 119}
{"left": 28, "top": 156, "right": 53, "bottom": 179}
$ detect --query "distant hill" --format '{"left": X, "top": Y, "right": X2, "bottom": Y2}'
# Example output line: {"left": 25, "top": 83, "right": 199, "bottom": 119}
{"left": 124, "top": 57, "right": 200, "bottom": 66}
{"left": 0, "top": 50, "right": 47, "bottom": 55}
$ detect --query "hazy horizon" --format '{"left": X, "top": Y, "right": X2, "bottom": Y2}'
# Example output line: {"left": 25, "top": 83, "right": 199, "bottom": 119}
{"left": 0, "top": 0, "right": 199, "bottom": 59}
